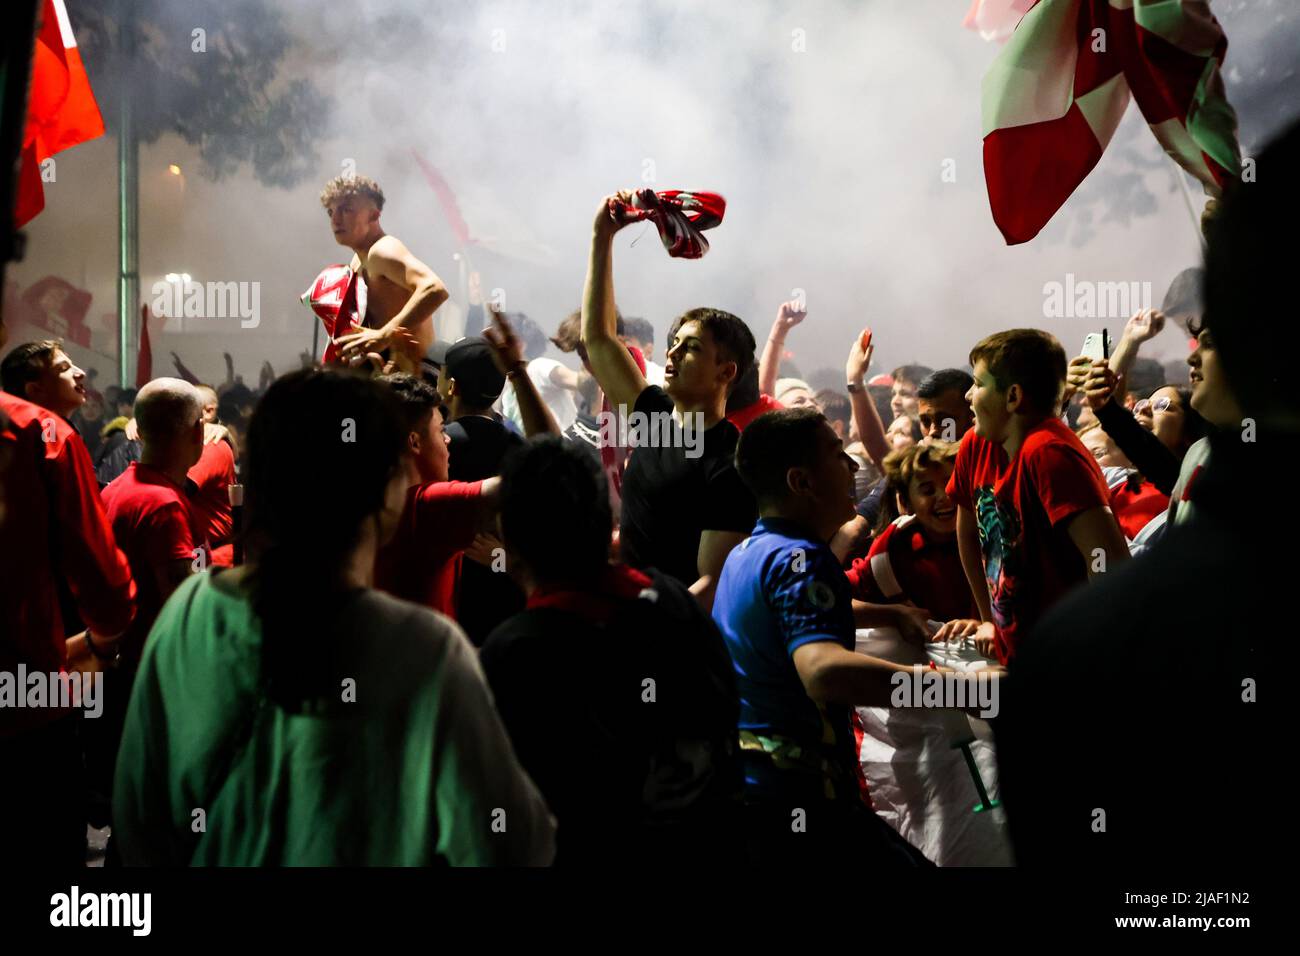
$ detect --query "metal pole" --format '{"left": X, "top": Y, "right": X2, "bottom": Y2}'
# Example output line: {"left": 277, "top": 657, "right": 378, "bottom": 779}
{"left": 1168, "top": 157, "right": 1206, "bottom": 252}
{"left": 116, "top": 0, "right": 138, "bottom": 386}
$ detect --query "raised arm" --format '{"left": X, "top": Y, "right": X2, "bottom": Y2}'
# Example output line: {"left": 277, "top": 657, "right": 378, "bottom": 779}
{"left": 760, "top": 301, "right": 806, "bottom": 398}
{"left": 1069, "top": 356, "right": 1181, "bottom": 494}
{"left": 482, "top": 307, "right": 561, "bottom": 438}
{"left": 580, "top": 193, "right": 647, "bottom": 413}
{"left": 846, "top": 328, "right": 889, "bottom": 468}
{"left": 1108, "top": 308, "right": 1166, "bottom": 403}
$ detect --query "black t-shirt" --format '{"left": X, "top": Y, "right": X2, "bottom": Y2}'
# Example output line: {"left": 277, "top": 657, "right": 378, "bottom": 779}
{"left": 445, "top": 414, "right": 526, "bottom": 644}
{"left": 445, "top": 415, "right": 524, "bottom": 483}
{"left": 479, "top": 567, "right": 742, "bottom": 864}
{"left": 618, "top": 387, "right": 756, "bottom": 586}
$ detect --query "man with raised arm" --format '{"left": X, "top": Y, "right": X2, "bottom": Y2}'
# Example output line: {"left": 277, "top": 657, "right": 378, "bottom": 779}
{"left": 580, "top": 191, "right": 756, "bottom": 612}
{"left": 320, "top": 174, "right": 449, "bottom": 372}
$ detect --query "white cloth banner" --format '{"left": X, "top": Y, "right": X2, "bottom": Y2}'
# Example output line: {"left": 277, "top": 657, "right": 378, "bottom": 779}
{"left": 854, "top": 627, "right": 1013, "bottom": 866}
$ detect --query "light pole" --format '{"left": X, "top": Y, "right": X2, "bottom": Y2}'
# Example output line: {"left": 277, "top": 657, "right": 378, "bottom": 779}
{"left": 116, "top": 0, "right": 139, "bottom": 386}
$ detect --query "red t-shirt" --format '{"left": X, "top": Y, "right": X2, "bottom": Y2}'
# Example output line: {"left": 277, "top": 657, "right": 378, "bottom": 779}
{"left": 727, "top": 394, "right": 784, "bottom": 433}
{"left": 1, "top": 393, "right": 135, "bottom": 732}
{"left": 845, "top": 515, "right": 977, "bottom": 623}
{"left": 1109, "top": 476, "right": 1169, "bottom": 540}
{"left": 374, "top": 479, "right": 484, "bottom": 618}
{"left": 101, "top": 462, "right": 200, "bottom": 665}
{"left": 187, "top": 439, "right": 236, "bottom": 566}
{"left": 946, "top": 419, "right": 1111, "bottom": 663}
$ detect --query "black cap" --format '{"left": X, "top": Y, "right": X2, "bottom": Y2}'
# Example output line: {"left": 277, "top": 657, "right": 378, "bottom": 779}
{"left": 431, "top": 337, "right": 506, "bottom": 405}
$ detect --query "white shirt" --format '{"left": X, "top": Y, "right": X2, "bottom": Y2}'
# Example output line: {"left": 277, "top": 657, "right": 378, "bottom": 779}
{"left": 502, "top": 356, "right": 578, "bottom": 432}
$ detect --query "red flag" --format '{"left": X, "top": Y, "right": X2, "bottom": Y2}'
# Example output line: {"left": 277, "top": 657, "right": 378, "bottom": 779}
{"left": 410, "top": 150, "right": 473, "bottom": 246}
{"left": 136, "top": 304, "right": 152, "bottom": 387}
{"left": 15, "top": 0, "right": 105, "bottom": 227}
{"left": 981, "top": 0, "right": 1240, "bottom": 244}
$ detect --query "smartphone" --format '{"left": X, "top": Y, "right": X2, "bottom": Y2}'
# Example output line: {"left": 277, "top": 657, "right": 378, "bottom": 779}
{"left": 1080, "top": 329, "right": 1109, "bottom": 362}
{"left": 860, "top": 328, "right": 873, "bottom": 353}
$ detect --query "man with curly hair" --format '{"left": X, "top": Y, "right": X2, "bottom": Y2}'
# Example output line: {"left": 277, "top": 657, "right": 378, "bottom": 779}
{"left": 319, "top": 174, "right": 449, "bottom": 372}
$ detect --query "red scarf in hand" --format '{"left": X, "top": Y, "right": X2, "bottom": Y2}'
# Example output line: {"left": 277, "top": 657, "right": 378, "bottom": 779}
{"left": 610, "top": 189, "right": 726, "bottom": 259}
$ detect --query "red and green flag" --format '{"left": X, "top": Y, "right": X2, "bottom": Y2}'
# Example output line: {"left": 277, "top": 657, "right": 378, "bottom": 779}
{"left": 981, "top": 0, "right": 1241, "bottom": 244}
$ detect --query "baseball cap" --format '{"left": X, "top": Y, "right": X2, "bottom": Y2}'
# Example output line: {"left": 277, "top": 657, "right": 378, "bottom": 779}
{"left": 428, "top": 337, "right": 506, "bottom": 405}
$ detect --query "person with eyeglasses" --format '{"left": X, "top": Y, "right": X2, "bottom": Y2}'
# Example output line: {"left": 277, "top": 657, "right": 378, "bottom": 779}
{"left": 1069, "top": 355, "right": 1211, "bottom": 547}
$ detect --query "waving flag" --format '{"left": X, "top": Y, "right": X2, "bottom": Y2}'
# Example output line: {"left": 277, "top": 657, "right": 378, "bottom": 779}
{"left": 982, "top": 0, "right": 1240, "bottom": 245}
{"left": 610, "top": 189, "right": 727, "bottom": 259}
{"left": 15, "top": 0, "right": 105, "bottom": 227}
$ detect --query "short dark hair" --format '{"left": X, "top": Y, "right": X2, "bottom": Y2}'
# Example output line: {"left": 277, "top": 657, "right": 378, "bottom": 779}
{"left": 726, "top": 363, "right": 760, "bottom": 413}
{"left": 622, "top": 316, "right": 654, "bottom": 345}
{"left": 815, "top": 388, "right": 851, "bottom": 429}
{"left": 735, "top": 407, "right": 828, "bottom": 506}
{"left": 969, "top": 329, "right": 1067, "bottom": 415}
{"left": 673, "top": 308, "right": 755, "bottom": 390}
{"left": 917, "top": 368, "right": 974, "bottom": 401}
{"left": 499, "top": 437, "right": 611, "bottom": 584}
{"left": 1156, "top": 384, "right": 1208, "bottom": 448}
{"left": 1203, "top": 119, "right": 1299, "bottom": 421}
{"left": 378, "top": 372, "right": 441, "bottom": 432}
{"left": 892, "top": 364, "right": 934, "bottom": 388}
{"left": 510, "top": 313, "right": 549, "bottom": 360}
{"left": 1, "top": 339, "right": 62, "bottom": 397}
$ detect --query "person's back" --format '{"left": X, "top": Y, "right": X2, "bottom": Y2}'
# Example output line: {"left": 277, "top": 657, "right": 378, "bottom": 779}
{"left": 101, "top": 461, "right": 198, "bottom": 665}
{"left": 115, "top": 570, "right": 554, "bottom": 865}
{"left": 480, "top": 565, "right": 740, "bottom": 864}
{"left": 446, "top": 414, "right": 523, "bottom": 482}
{"left": 446, "top": 413, "right": 526, "bottom": 645}
{"left": 998, "top": 432, "right": 1266, "bottom": 869}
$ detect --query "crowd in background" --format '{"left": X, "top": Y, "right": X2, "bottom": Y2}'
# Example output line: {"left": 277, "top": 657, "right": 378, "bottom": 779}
{"left": 0, "top": 122, "right": 1289, "bottom": 870}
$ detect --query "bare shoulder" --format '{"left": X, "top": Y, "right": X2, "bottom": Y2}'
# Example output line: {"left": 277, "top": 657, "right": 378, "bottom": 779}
{"left": 367, "top": 234, "right": 411, "bottom": 264}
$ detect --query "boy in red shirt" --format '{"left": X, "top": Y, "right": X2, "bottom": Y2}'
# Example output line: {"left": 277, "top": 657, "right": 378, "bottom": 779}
{"left": 948, "top": 330, "right": 1128, "bottom": 663}
{"left": 373, "top": 372, "right": 496, "bottom": 618}
{"left": 374, "top": 309, "right": 558, "bottom": 629}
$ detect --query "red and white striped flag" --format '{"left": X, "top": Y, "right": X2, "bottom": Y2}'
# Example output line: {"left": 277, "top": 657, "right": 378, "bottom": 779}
{"left": 981, "top": 0, "right": 1240, "bottom": 245}
{"left": 15, "top": 0, "right": 105, "bottom": 227}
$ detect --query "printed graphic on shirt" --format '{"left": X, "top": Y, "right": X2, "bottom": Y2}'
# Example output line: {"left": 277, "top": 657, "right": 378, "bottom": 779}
{"left": 973, "top": 486, "right": 1022, "bottom": 633}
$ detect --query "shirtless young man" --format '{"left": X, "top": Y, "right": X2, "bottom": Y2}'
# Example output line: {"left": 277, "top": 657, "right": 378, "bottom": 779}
{"left": 320, "top": 175, "right": 449, "bottom": 372}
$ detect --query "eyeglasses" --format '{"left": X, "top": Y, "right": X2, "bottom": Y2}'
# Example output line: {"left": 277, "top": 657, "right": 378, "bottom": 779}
{"left": 1133, "top": 397, "right": 1173, "bottom": 415}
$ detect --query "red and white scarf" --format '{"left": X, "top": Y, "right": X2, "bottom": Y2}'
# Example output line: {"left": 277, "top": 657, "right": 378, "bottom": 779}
{"left": 610, "top": 189, "right": 726, "bottom": 259}
{"left": 301, "top": 264, "right": 368, "bottom": 364}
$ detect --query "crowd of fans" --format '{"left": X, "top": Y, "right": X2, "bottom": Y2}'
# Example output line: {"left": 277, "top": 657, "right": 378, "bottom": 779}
{"left": 0, "top": 122, "right": 1288, "bottom": 870}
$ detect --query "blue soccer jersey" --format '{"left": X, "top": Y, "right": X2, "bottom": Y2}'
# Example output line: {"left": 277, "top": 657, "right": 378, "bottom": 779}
{"left": 712, "top": 517, "right": 860, "bottom": 802}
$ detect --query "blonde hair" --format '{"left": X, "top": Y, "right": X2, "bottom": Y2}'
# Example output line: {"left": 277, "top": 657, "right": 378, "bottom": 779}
{"left": 319, "top": 174, "right": 385, "bottom": 212}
